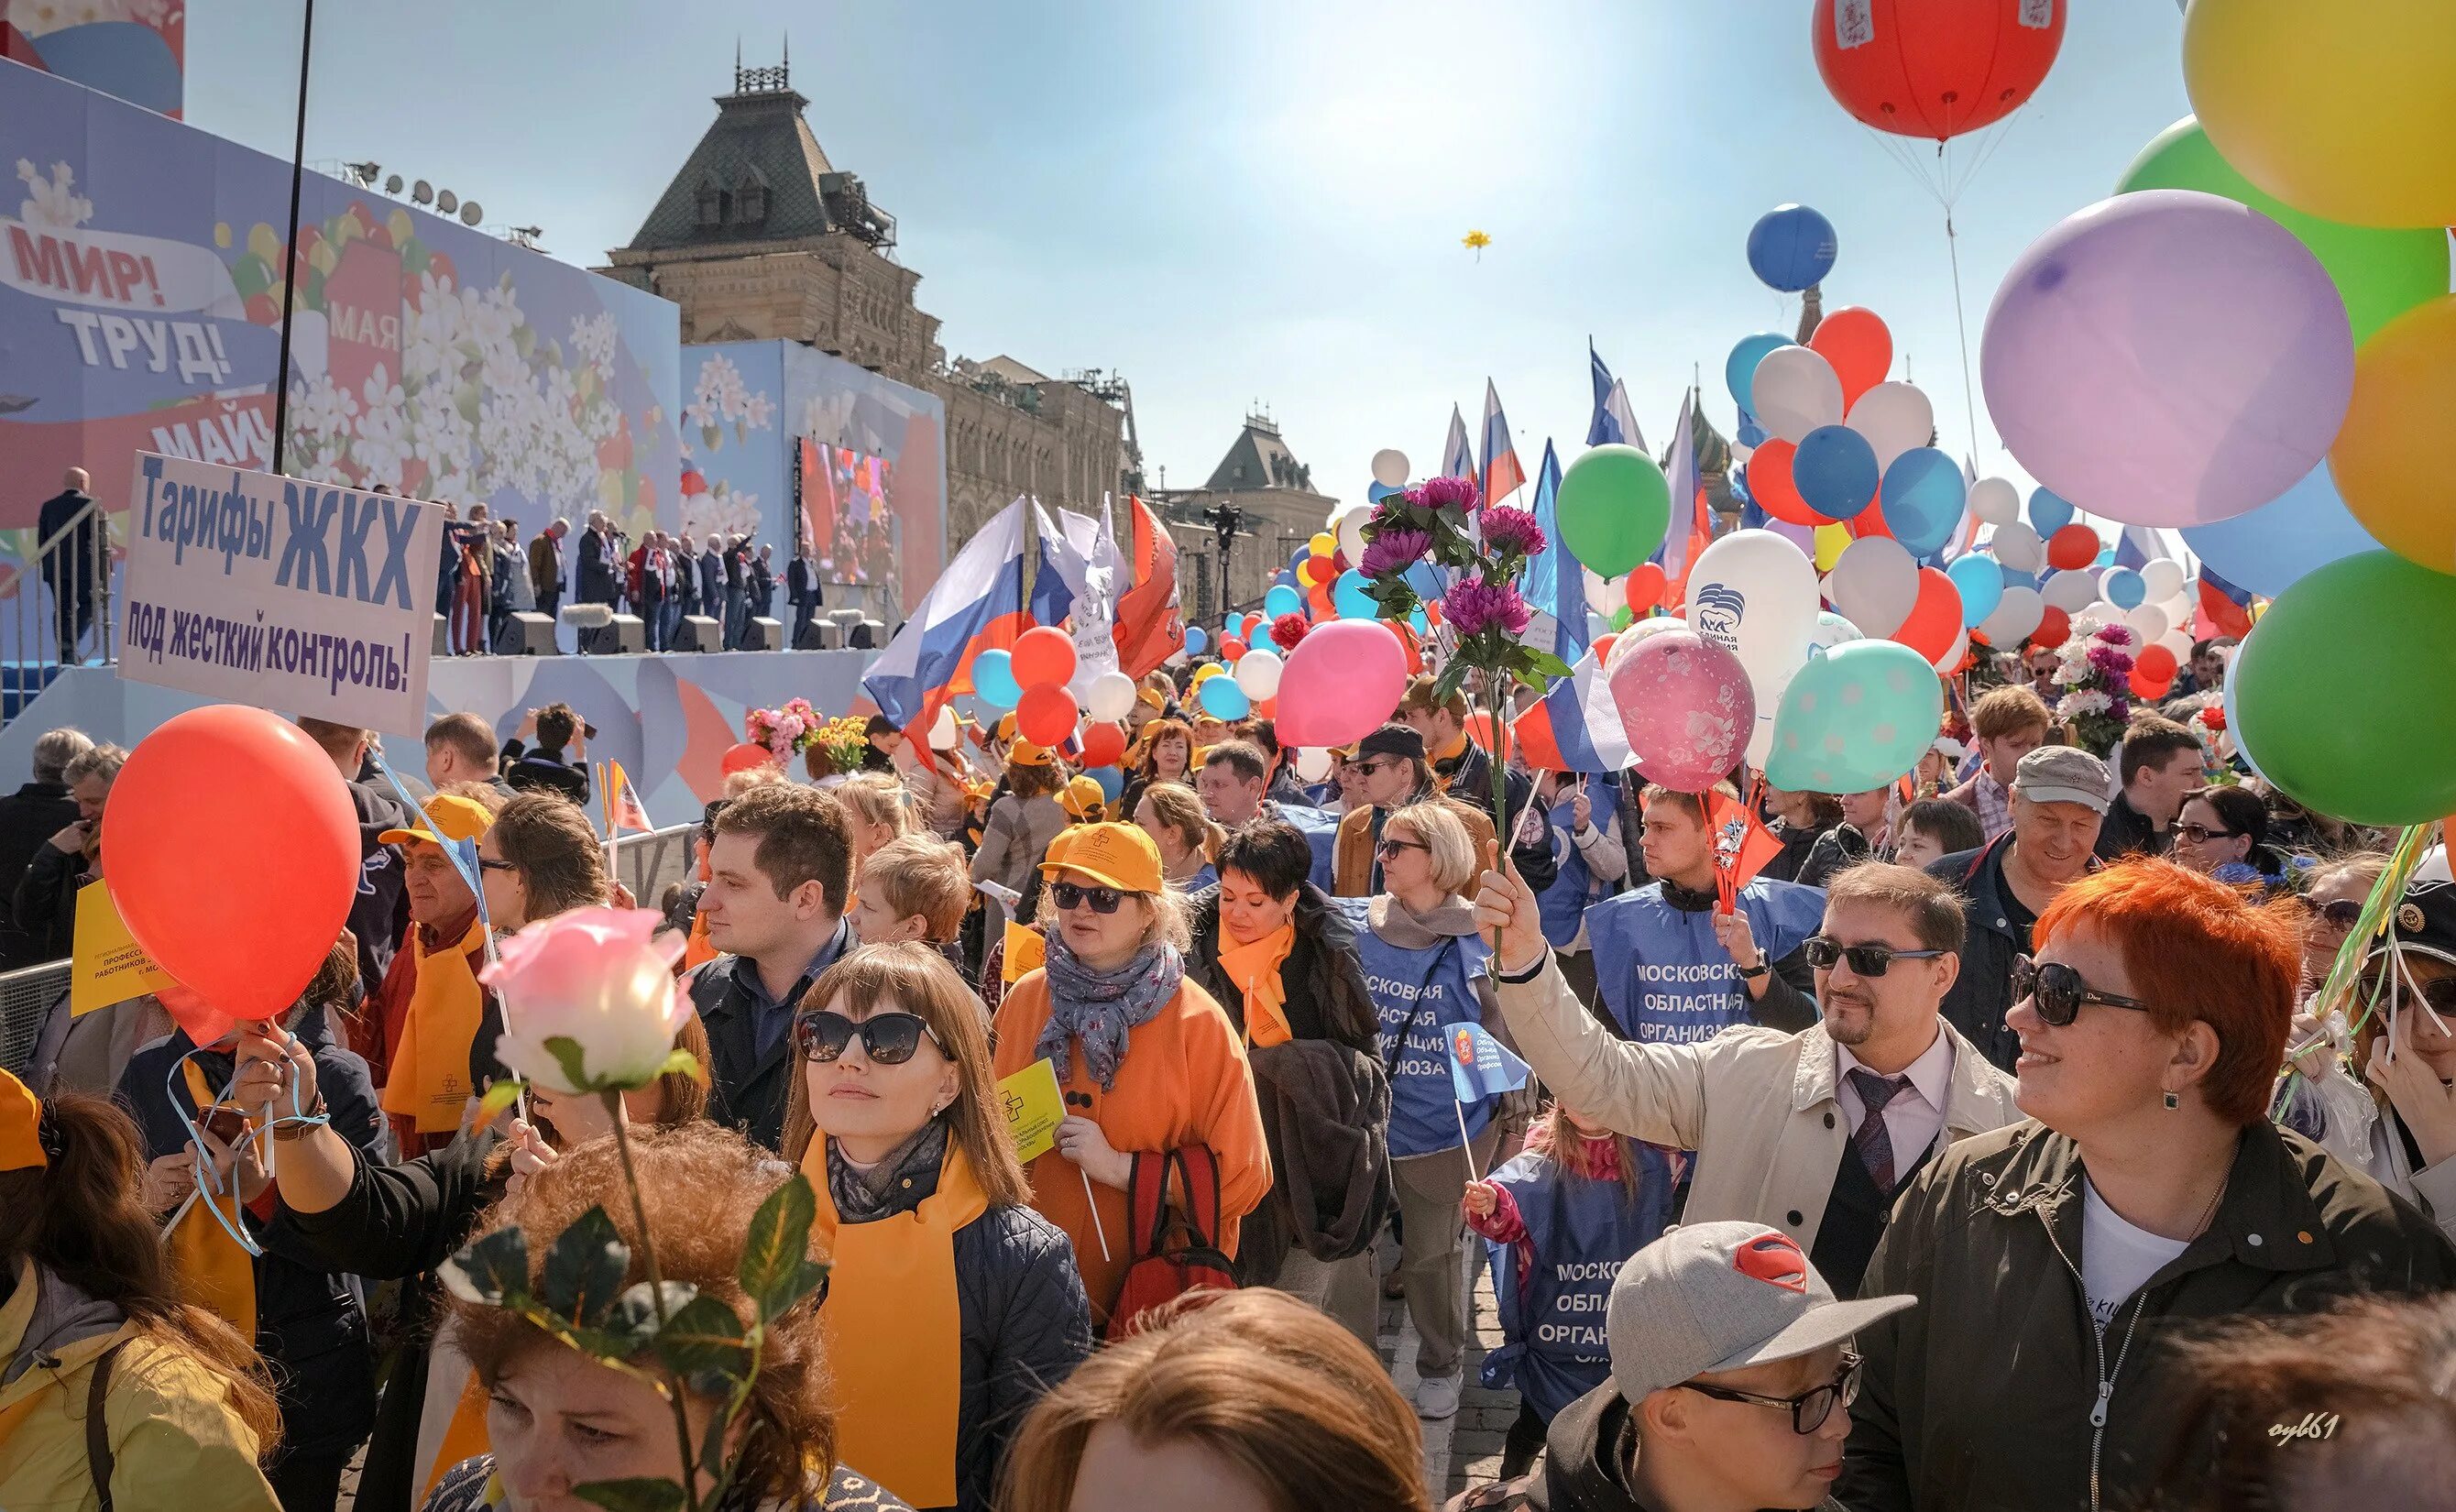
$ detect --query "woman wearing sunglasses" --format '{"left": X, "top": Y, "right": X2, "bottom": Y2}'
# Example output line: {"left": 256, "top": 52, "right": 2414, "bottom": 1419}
{"left": 778, "top": 943, "right": 1092, "bottom": 1511}
{"left": 989, "top": 822, "right": 1272, "bottom": 1327}
{"left": 1841, "top": 859, "right": 2455, "bottom": 1512}
{"left": 2296, "top": 852, "right": 2388, "bottom": 996}
{"left": 2166, "top": 785, "right": 2296, "bottom": 893}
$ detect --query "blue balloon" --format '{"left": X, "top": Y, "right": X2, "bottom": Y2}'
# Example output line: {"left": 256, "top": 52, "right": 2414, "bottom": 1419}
{"left": 1403, "top": 560, "right": 1446, "bottom": 603}
{"left": 2028, "top": 487, "right": 2075, "bottom": 536}
{"left": 1089, "top": 765, "right": 1124, "bottom": 801}
{"left": 1367, "top": 481, "right": 1400, "bottom": 502}
{"left": 1792, "top": 424, "right": 1880, "bottom": 520}
{"left": 1199, "top": 675, "right": 1250, "bottom": 719}
{"left": 1725, "top": 334, "right": 1795, "bottom": 410}
{"left": 1333, "top": 569, "right": 1379, "bottom": 620}
{"left": 1946, "top": 555, "right": 2005, "bottom": 628}
{"left": 2181, "top": 463, "right": 2380, "bottom": 597}
{"left": 1288, "top": 544, "right": 1309, "bottom": 569}
{"left": 2103, "top": 568, "right": 2145, "bottom": 609}
{"left": 1747, "top": 204, "right": 1837, "bottom": 292}
{"left": 1410, "top": 608, "right": 1430, "bottom": 636}
{"left": 1184, "top": 625, "right": 1209, "bottom": 656}
{"left": 1264, "top": 584, "right": 1303, "bottom": 620}
{"left": 1880, "top": 449, "right": 1968, "bottom": 557}
{"left": 2095, "top": 547, "right": 2116, "bottom": 567}
{"left": 973, "top": 649, "right": 1021, "bottom": 709}
{"left": 1999, "top": 563, "right": 2038, "bottom": 590}
{"left": 1737, "top": 411, "right": 1768, "bottom": 449}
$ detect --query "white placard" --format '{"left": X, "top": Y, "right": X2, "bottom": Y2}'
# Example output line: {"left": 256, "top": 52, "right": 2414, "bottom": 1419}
{"left": 118, "top": 451, "right": 444, "bottom": 729}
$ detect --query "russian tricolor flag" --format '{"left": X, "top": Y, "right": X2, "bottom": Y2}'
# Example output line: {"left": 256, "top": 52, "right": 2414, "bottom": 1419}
{"left": 1657, "top": 388, "right": 1711, "bottom": 596}
{"left": 1510, "top": 641, "right": 1629, "bottom": 775}
{"left": 1480, "top": 379, "right": 1527, "bottom": 506}
{"left": 864, "top": 496, "right": 1076, "bottom": 760}
{"left": 1442, "top": 404, "right": 1475, "bottom": 480}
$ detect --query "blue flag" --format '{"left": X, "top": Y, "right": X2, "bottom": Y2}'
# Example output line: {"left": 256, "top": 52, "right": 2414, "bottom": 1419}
{"left": 1449, "top": 1020, "right": 1532, "bottom": 1102}
{"left": 1526, "top": 440, "right": 1587, "bottom": 663}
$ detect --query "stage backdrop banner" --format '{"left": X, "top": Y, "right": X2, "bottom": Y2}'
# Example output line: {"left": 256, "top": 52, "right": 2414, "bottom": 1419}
{"left": 117, "top": 451, "right": 444, "bottom": 729}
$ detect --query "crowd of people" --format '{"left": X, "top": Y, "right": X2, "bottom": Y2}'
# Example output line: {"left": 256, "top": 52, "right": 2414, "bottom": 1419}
{"left": 5, "top": 636, "right": 2456, "bottom": 1512}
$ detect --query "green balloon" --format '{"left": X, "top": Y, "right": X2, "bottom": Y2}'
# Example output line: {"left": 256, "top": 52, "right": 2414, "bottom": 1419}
{"left": 1609, "top": 604, "right": 1635, "bottom": 631}
{"left": 1556, "top": 444, "right": 1671, "bottom": 578}
{"left": 2234, "top": 551, "right": 2456, "bottom": 827}
{"left": 2117, "top": 116, "right": 2449, "bottom": 347}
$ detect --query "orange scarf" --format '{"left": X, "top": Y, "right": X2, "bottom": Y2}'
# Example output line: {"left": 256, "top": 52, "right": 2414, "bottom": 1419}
{"left": 803, "top": 1134, "right": 984, "bottom": 1509}
{"left": 169, "top": 1060, "right": 258, "bottom": 1340}
{"left": 1218, "top": 923, "right": 1296, "bottom": 1047}
{"left": 380, "top": 917, "right": 489, "bottom": 1134}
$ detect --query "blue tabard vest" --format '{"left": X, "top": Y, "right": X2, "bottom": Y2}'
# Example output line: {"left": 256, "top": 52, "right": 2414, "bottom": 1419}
{"left": 1343, "top": 898, "right": 1496, "bottom": 1158}
{"left": 1537, "top": 783, "right": 1622, "bottom": 949}
{"left": 1584, "top": 878, "right": 1826, "bottom": 1043}
{"left": 1478, "top": 1142, "right": 1680, "bottom": 1419}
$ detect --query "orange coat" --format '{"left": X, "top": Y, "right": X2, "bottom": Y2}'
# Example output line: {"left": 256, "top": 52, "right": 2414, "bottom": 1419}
{"left": 991, "top": 969, "right": 1272, "bottom": 1320}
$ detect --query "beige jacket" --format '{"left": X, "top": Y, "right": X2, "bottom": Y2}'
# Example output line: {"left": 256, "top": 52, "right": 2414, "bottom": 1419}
{"left": 1494, "top": 950, "right": 2022, "bottom": 1254}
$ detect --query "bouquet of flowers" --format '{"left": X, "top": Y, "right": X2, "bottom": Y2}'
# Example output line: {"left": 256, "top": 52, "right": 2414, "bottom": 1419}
{"left": 1358, "top": 474, "right": 1571, "bottom": 827}
{"left": 744, "top": 696, "right": 823, "bottom": 761}
{"left": 808, "top": 715, "right": 871, "bottom": 776}
{"left": 2051, "top": 619, "right": 2137, "bottom": 757}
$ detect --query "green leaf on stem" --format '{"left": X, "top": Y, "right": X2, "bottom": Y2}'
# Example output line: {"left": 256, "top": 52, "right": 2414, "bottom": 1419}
{"left": 572, "top": 1477, "right": 686, "bottom": 1512}
{"left": 439, "top": 1226, "right": 530, "bottom": 1308}
{"left": 541, "top": 1207, "right": 630, "bottom": 1328}
{"left": 1524, "top": 649, "right": 1575, "bottom": 683}
{"left": 652, "top": 1293, "right": 752, "bottom": 1389}
{"left": 542, "top": 1035, "right": 596, "bottom": 1092}
{"left": 652, "top": 1046, "right": 707, "bottom": 1084}
{"left": 474, "top": 1077, "right": 526, "bottom": 1126}
{"left": 738, "top": 1176, "right": 830, "bottom": 1322}
{"left": 1431, "top": 656, "right": 1470, "bottom": 708}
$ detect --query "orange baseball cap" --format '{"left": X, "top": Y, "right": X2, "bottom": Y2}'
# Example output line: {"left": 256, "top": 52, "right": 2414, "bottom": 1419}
{"left": 1039, "top": 821, "right": 1163, "bottom": 893}
{"left": 378, "top": 793, "right": 498, "bottom": 849}
{"left": 1, "top": 1068, "right": 48, "bottom": 1172}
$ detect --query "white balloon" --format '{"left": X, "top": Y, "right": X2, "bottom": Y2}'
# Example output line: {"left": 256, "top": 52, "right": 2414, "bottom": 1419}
{"left": 1606, "top": 615, "right": 1690, "bottom": 675}
{"left": 1979, "top": 585, "right": 2045, "bottom": 643}
{"left": 1584, "top": 568, "right": 1617, "bottom": 618}
{"left": 1233, "top": 649, "right": 1284, "bottom": 700}
{"left": 2082, "top": 600, "right": 2121, "bottom": 626}
{"left": 2042, "top": 568, "right": 2099, "bottom": 614}
{"left": 2159, "top": 629, "right": 2195, "bottom": 663}
{"left": 1932, "top": 626, "right": 1969, "bottom": 674}
{"left": 1333, "top": 506, "right": 1368, "bottom": 564}
{"left": 1294, "top": 745, "right": 1334, "bottom": 782}
{"left": 2125, "top": 602, "right": 2170, "bottom": 642}
{"left": 1968, "top": 477, "right": 2022, "bottom": 528}
{"left": 1370, "top": 449, "right": 1410, "bottom": 488}
{"left": 1843, "top": 382, "right": 1935, "bottom": 472}
{"left": 2139, "top": 558, "right": 2185, "bottom": 602}
{"left": 1749, "top": 345, "right": 1845, "bottom": 444}
{"left": 1812, "top": 610, "right": 1863, "bottom": 650}
{"left": 1990, "top": 521, "right": 2045, "bottom": 572}
{"left": 928, "top": 704, "right": 960, "bottom": 751}
{"left": 1082, "top": 671, "right": 1138, "bottom": 723}
{"left": 1684, "top": 530, "right": 1822, "bottom": 763}
{"left": 1830, "top": 537, "right": 1920, "bottom": 639}
{"left": 2156, "top": 593, "right": 2193, "bottom": 624}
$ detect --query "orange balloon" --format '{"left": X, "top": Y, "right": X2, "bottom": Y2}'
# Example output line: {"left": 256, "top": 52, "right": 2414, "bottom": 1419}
{"left": 1891, "top": 568, "right": 1962, "bottom": 662}
{"left": 1850, "top": 501, "right": 1896, "bottom": 541}
{"left": 2129, "top": 665, "right": 2174, "bottom": 700}
{"left": 1011, "top": 625, "right": 1078, "bottom": 689}
{"left": 2136, "top": 644, "right": 2178, "bottom": 683}
{"left": 1746, "top": 439, "right": 1829, "bottom": 528}
{"left": 2045, "top": 524, "right": 2099, "bottom": 572}
{"left": 1591, "top": 632, "right": 1619, "bottom": 666}
{"left": 1079, "top": 721, "right": 1127, "bottom": 768}
{"left": 1016, "top": 685, "right": 1078, "bottom": 747}
{"left": 1624, "top": 563, "right": 1669, "bottom": 613}
{"left": 1222, "top": 639, "right": 1246, "bottom": 662}
{"left": 1810, "top": 307, "right": 1892, "bottom": 407}
{"left": 721, "top": 742, "right": 775, "bottom": 776}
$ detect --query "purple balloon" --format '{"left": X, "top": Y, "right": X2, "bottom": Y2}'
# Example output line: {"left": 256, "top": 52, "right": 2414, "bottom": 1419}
{"left": 1980, "top": 191, "right": 2352, "bottom": 529}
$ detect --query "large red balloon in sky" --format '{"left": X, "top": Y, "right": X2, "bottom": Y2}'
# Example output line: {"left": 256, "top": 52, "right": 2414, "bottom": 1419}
{"left": 1812, "top": 0, "right": 2067, "bottom": 142}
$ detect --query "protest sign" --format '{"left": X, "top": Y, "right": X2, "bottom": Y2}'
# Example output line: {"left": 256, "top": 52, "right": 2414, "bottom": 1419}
{"left": 117, "top": 452, "right": 444, "bottom": 729}
{"left": 71, "top": 878, "right": 179, "bottom": 1016}
{"left": 997, "top": 1057, "right": 1067, "bottom": 1164}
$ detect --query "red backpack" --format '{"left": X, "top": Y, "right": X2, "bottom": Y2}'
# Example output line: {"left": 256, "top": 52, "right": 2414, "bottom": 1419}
{"left": 1106, "top": 1145, "right": 1238, "bottom": 1340}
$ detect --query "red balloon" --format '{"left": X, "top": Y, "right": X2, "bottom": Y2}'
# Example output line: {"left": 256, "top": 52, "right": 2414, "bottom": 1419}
{"left": 1623, "top": 564, "right": 1669, "bottom": 614}
{"left": 1079, "top": 721, "right": 1127, "bottom": 768}
{"left": 2032, "top": 605, "right": 2072, "bottom": 650}
{"left": 721, "top": 742, "right": 775, "bottom": 776}
{"left": 1016, "top": 685, "right": 1078, "bottom": 748}
{"left": 1745, "top": 439, "right": 1830, "bottom": 528}
{"left": 102, "top": 706, "right": 360, "bottom": 1024}
{"left": 2045, "top": 524, "right": 2099, "bottom": 571}
{"left": 1812, "top": 0, "right": 2066, "bottom": 142}
{"left": 1464, "top": 712, "right": 1498, "bottom": 751}
{"left": 1222, "top": 639, "right": 1246, "bottom": 662}
{"left": 2129, "top": 665, "right": 2175, "bottom": 700}
{"left": 158, "top": 983, "right": 238, "bottom": 1050}
{"left": 1591, "top": 632, "right": 1619, "bottom": 667}
{"left": 1011, "top": 626, "right": 1078, "bottom": 689}
{"left": 1890, "top": 567, "right": 1962, "bottom": 663}
{"left": 1850, "top": 502, "right": 1896, "bottom": 541}
{"left": 1810, "top": 307, "right": 1892, "bottom": 407}
{"left": 2136, "top": 644, "right": 2178, "bottom": 683}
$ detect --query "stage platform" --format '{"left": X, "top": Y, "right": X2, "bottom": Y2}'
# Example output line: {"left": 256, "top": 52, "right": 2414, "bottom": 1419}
{"left": 0, "top": 650, "right": 883, "bottom": 829}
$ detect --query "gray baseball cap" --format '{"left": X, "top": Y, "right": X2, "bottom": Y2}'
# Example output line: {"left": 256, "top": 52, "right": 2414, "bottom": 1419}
{"left": 1606, "top": 1222, "right": 1915, "bottom": 1404}
{"left": 2010, "top": 744, "right": 2111, "bottom": 815}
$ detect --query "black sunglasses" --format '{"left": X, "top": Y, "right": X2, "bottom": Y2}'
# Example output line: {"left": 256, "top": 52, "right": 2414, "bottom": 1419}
{"left": 1376, "top": 838, "right": 1430, "bottom": 860}
{"left": 2174, "top": 822, "right": 2240, "bottom": 845}
{"left": 1680, "top": 1353, "right": 1861, "bottom": 1435}
{"left": 2356, "top": 970, "right": 2456, "bottom": 1018}
{"left": 1804, "top": 936, "right": 1946, "bottom": 977}
{"left": 791, "top": 1009, "right": 944, "bottom": 1065}
{"left": 2012, "top": 955, "right": 2154, "bottom": 1027}
{"left": 2312, "top": 898, "right": 2363, "bottom": 932}
{"left": 1049, "top": 882, "right": 1125, "bottom": 915}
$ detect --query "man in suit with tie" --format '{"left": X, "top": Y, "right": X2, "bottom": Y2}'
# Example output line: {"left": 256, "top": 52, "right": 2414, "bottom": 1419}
{"left": 576, "top": 510, "right": 618, "bottom": 607}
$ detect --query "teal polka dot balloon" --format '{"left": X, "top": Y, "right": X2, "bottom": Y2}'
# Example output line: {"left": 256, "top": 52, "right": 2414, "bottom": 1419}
{"left": 1763, "top": 640, "right": 1943, "bottom": 794}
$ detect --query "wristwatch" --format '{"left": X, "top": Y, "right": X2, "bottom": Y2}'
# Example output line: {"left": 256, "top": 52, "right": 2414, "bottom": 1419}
{"left": 1737, "top": 954, "right": 1771, "bottom": 981}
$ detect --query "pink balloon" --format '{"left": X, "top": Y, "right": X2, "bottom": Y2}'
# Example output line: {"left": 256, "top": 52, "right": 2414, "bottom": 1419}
{"left": 1607, "top": 630, "right": 1756, "bottom": 792}
{"left": 1275, "top": 619, "right": 1410, "bottom": 748}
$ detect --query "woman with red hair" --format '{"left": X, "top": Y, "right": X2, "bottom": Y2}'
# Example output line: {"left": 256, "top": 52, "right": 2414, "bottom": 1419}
{"left": 1839, "top": 858, "right": 2456, "bottom": 1512}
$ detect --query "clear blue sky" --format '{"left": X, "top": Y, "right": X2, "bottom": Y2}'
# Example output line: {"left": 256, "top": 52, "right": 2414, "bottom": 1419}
{"left": 187, "top": 0, "right": 2196, "bottom": 519}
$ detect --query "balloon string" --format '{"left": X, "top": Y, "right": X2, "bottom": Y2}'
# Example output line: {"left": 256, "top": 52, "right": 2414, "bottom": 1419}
{"left": 1945, "top": 209, "right": 1983, "bottom": 469}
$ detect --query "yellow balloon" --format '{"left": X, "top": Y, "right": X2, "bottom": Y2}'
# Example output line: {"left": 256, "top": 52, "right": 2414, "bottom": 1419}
{"left": 1192, "top": 663, "right": 1223, "bottom": 684}
{"left": 2331, "top": 294, "right": 2456, "bottom": 575}
{"left": 1814, "top": 523, "right": 1850, "bottom": 574}
{"left": 1308, "top": 532, "right": 1335, "bottom": 557}
{"left": 2185, "top": 0, "right": 2456, "bottom": 229}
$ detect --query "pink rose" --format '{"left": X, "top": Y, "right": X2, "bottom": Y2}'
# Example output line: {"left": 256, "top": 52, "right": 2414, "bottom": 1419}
{"left": 481, "top": 907, "right": 689, "bottom": 1092}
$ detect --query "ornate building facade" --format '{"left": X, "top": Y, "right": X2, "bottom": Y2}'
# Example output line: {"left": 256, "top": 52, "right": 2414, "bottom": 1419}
{"left": 1153, "top": 412, "right": 1339, "bottom": 623}
{"left": 598, "top": 59, "right": 1130, "bottom": 543}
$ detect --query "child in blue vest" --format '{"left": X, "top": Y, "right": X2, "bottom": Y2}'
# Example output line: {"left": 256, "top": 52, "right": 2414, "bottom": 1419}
{"left": 1465, "top": 1098, "right": 1680, "bottom": 1476}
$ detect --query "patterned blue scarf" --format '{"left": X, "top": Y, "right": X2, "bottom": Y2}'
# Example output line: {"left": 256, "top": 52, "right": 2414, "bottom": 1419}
{"left": 1036, "top": 935, "right": 1183, "bottom": 1091}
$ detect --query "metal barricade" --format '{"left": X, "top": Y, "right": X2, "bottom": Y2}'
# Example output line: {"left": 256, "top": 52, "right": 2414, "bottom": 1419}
{"left": 0, "top": 959, "right": 71, "bottom": 1079}
{"left": 609, "top": 823, "right": 697, "bottom": 914}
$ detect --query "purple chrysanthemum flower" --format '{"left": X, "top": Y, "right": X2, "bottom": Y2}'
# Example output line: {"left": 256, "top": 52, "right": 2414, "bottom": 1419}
{"left": 1479, "top": 506, "right": 1546, "bottom": 558}
{"left": 1420, "top": 475, "right": 1482, "bottom": 511}
{"left": 1360, "top": 529, "right": 1430, "bottom": 578}
{"left": 2095, "top": 622, "right": 2140, "bottom": 650}
{"left": 1443, "top": 575, "right": 1530, "bottom": 638}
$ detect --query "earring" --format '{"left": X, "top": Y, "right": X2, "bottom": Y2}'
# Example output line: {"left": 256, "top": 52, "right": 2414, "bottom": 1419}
{"left": 2163, "top": 1090, "right": 2180, "bottom": 1112}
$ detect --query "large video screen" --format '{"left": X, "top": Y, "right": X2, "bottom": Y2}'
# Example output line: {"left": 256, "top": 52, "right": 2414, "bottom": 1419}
{"left": 801, "top": 441, "right": 902, "bottom": 601}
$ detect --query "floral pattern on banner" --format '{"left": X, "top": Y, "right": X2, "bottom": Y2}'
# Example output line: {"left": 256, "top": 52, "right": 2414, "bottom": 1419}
{"left": 2053, "top": 617, "right": 2137, "bottom": 757}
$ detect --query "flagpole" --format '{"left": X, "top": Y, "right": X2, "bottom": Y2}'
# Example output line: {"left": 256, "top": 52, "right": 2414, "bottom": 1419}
{"left": 1455, "top": 1096, "right": 1483, "bottom": 1185}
